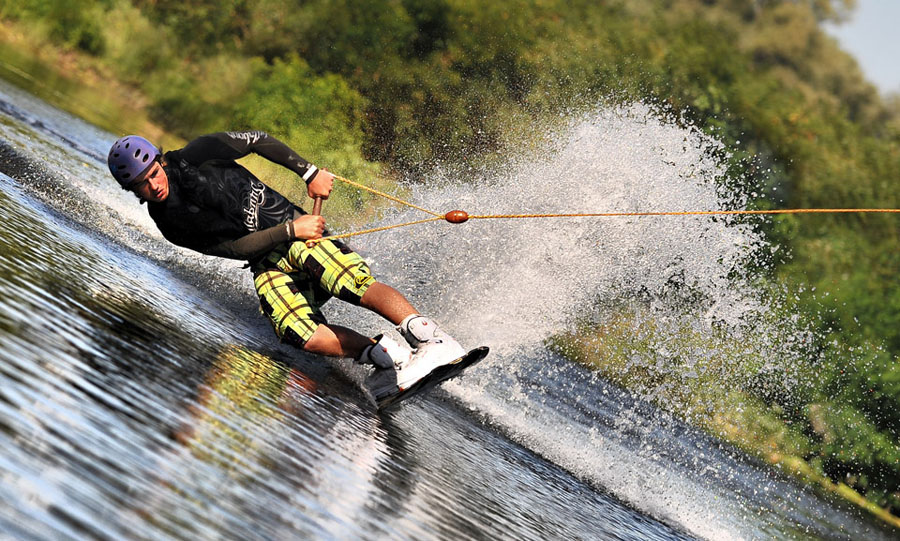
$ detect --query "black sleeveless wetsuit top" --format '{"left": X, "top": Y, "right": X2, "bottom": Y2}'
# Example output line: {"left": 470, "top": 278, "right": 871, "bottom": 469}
{"left": 146, "top": 131, "right": 318, "bottom": 263}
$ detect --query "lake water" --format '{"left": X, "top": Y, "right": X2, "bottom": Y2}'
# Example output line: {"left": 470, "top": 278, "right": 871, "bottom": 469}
{"left": 0, "top": 76, "right": 894, "bottom": 540}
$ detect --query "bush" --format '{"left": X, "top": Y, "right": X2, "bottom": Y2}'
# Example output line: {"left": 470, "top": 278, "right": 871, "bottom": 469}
{"left": 1, "top": 0, "right": 106, "bottom": 54}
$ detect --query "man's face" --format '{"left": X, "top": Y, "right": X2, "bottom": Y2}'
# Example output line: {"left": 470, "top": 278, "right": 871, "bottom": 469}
{"left": 132, "top": 161, "right": 169, "bottom": 202}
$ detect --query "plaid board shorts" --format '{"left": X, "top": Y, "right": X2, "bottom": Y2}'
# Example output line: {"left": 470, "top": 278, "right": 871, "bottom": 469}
{"left": 252, "top": 239, "right": 376, "bottom": 347}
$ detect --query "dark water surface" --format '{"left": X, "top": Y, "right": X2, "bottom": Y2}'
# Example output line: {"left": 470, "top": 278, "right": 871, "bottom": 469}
{"left": 0, "top": 170, "right": 684, "bottom": 540}
{"left": 0, "top": 77, "right": 896, "bottom": 540}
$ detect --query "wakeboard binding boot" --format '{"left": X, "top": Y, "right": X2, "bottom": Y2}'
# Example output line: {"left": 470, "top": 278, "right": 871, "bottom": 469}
{"left": 358, "top": 334, "right": 411, "bottom": 369}
{"left": 395, "top": 315, "right": 465, "bottom": 385}
{"left": 362, "top": 334, "right": 412, "bottom": 402}
{"left": 366, "top": 315, "right": 465, "bottom": 403}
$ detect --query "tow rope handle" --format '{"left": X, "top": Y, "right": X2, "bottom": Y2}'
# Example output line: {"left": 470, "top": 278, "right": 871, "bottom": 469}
{"left": 305, "top": 196, "right": 324, "bottom": 248}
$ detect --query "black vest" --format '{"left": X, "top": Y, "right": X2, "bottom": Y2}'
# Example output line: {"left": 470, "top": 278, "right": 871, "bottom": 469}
{"left": 148, "top": 151, "right": 300, "bottom": 253}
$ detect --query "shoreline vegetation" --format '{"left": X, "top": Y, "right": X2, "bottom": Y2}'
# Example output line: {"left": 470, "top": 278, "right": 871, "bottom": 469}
{"left": 552, "top": 315, "right": 900, "bottom": 529}
{"left": 1, "top": 0, "right": 898, "bottom": 529}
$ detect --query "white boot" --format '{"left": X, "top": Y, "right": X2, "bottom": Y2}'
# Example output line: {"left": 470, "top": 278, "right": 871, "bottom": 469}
{"left": 358, "top": 335, "right": 411, "bottom": 369}
{"left": 393, "top": 315, "right": 465, "bottom": 390}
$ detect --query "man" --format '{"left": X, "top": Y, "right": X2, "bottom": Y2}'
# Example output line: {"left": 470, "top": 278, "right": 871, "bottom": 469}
{"left": 107, "top": 131, "right": 464, "bottom": 401}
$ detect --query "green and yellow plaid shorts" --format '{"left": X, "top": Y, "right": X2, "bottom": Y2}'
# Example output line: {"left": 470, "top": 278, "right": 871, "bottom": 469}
{"left": 252, "top": 239, "right": 376, "bottom": 347}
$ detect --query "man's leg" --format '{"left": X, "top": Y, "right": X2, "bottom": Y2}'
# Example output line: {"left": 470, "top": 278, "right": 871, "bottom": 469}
{"left": 304, "top": 323, "right": 412, "bottom": 369}
{"left": 288, "top": 239, "right": 460, "bottom": 366}
{"left": 359, "top": 282, "right": 418, "bottom": 325}
{"left": 289, "top": 239, "right": 419, "bottom": 326}
{"left": 256, "top": 248, "right": 413, "bottom": 368}
{"left": 304, "top": 323, "right": 373, "bottom": 357}
{"left": 305, "top": 282, "right": 419, "bottom": 361}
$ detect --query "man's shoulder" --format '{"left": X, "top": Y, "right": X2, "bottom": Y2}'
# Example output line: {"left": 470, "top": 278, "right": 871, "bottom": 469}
{"left": 223, "top": 131, "right": 268, "bottom": 145}
{"left": 163, "top": 148, "right": 184, "bottom": 165}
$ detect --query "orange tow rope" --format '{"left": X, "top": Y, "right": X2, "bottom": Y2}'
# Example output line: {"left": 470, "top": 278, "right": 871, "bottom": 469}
{"left": 303, "top": 174, "right": 900, "bottom": 245}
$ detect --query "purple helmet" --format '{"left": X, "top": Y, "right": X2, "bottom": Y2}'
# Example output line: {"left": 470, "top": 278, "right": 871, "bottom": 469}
{"left": 107, "top": 135, "right": 160, "bottom": 189}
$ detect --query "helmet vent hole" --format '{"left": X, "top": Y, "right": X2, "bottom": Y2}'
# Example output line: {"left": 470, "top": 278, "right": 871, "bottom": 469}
{"left": 141, "top": 153, "right": 149, "bottom": 162}
{"left": 133, "top": 149, "right": 140, "bottom": 158}
{"left": 122, "top": 173, "right": 131, "bottom": 179}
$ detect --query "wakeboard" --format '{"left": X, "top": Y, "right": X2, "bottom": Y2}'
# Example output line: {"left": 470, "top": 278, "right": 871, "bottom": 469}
{"left": 376, "top": 346, "right": 489, "bottom": 411}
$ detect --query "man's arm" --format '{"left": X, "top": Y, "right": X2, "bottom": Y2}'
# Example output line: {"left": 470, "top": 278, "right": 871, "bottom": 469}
{"left": 202, "top": 213, "right": 327, "bottom": 261}
{"left": 202, "top": 223, "right": 292, "bottom": 261}
{"left": 179, "top": 131, "right": 321, "bottom": 185}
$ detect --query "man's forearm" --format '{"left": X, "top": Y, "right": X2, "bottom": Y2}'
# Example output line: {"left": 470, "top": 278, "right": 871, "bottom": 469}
{"left": 202, "top": 222, "right": 293, "bottom": 261}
